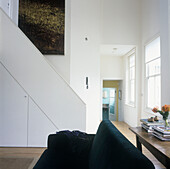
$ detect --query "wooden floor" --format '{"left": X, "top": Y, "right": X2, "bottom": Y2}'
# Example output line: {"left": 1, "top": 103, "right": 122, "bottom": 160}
{"left": 0, "top": 121, "right": 166, "bottom": 169}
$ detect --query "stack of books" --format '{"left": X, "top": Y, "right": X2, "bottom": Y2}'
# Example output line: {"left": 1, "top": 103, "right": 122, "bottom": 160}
{"left": 152, "top": 126, "right": 170, "bottom": 141}
{"left": 140, "top": 119, "right": 164, "bottom": 133}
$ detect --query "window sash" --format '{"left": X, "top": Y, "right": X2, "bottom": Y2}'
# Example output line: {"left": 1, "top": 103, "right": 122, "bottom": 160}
{"left": 127, "top": 51, "right": 135, "bottom": 105}
{"left": 129, "top": 79, "right": 135, "bottom": 103}
{"left": 145, "top": 37, "right": 160, "bottom": 63}
{"left": 145, "top": 36, "right": 161, "bottom": 110}
{"left": 146, "top": 58, "right": 160, "bottom": 78}
{"left": 146, "top": 75, "right": 161, "bottom": 109}
{"left": 130, "top": 66, "right": 135, "bottom": 80}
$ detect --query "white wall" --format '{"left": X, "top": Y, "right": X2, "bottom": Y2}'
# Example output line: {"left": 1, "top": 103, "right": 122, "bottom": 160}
{"left": 160, "top": 0, "right": 170, "bottom": 105}
{"left": 0, "top": 8, "right": 86, "bottom": 148}
{"left": 141, "top": 0, "right": 170, "bottom": 118}
{"left": 0, "top": 0, "right": 70, "bottom": 83}
{"left": 101, "top": 0, "right": 141, "bottom": 127}
{"left": 141, "top": 0, "right": 160, "bottom": 43}
{"left": 122, "top": 51, "right": 139, "bottom": 127}
{"left": 101, "top": 55, "right": 123, "bottom": 79}
{"left": 2, "top": 0, "right": 169, "bottom": 131}
{"left": 0, "top": 11, "right": 1, "bottom": 54}
{"left": 2, "top": 0, "right": 142, "bottom": 130}
{"left": 101, "top": 0, "right": 141, "bottom": 45}
{"left": 45, "top": 0, "right": 71, "bottom": 83}
{"left": 70, "top": 0, "right": 101, "bottom": 133}
{"left": 1, "top": 0, "right": 101, "bottom": 133}
{"left": 0, "top": 0, "right": 18, "bottom": 25}
{"left": 10, "top": 0, "right": 19, "bottom": 25}
{"left": 0, "top": 0, "right": 10, "bottom": 17}
{"left": 100, "top": 54, "right": 124, "bottom": 122}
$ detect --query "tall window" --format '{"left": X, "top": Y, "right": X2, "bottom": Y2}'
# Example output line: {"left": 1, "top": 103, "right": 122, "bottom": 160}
{"left": 129, "top": 52, "right": 135, "bottom": 104}
{"left": 126, "top": 49, "right": 136, "bottom": 106}
{"left": 145, "top": 37, "right": 161, "bottom": 109}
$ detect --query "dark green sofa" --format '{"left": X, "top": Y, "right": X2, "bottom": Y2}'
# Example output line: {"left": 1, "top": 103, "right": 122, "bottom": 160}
{"left": 34, "top": 120, "right": 155, "bottom": 169}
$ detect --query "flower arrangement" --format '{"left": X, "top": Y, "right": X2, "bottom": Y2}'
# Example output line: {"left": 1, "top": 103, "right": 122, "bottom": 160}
{"left": 152, "top": 105, "right": 170, "bottom": 128}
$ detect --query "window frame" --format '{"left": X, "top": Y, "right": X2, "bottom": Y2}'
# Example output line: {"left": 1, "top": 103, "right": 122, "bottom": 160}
{"left": 144, "top": 36, "right": 161, "bottom": 111}
{"left": 125, "top": 48, "right": 136, "bottom": 107}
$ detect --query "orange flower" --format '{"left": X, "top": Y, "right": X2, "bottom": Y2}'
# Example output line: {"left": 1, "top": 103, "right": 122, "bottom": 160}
{"left": 152, "top": 107, "right": 158, "bottom": 113}
{"left": 162, "top": 105, "right": 170, "bottom": 112}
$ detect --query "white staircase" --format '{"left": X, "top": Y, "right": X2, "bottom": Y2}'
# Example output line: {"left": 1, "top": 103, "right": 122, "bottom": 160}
{"left": 0, "top": 8, "right": 86, "bottom": 147}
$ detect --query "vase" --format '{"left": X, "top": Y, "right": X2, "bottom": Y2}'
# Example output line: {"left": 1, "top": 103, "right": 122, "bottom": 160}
{"left": 164, "top": 118, "right": 169, "bottom": 129}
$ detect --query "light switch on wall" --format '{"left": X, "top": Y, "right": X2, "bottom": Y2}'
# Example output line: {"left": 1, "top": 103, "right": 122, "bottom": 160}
{"left": 86, "top": 77, "right": 88, "bottom": 89}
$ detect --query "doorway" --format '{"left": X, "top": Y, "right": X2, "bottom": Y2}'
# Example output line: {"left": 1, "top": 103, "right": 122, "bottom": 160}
{"left": 103, "top": 88, "right": 117, "bottom": 121}
{"left": 102, "top": 80, "right": 119, "bottom": 121}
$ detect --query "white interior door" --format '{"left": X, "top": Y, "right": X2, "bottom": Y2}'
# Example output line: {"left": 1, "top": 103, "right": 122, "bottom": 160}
{"left": 28, "top": 98, "right": 57, "bottom": 147}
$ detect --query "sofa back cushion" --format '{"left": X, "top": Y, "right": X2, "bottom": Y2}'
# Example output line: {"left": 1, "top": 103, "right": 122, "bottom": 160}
{"left": 89, "top": 120, "right": 155, "bottom": 169}
{"left": 48, "top": 131, "right": 94, "bottom": 169}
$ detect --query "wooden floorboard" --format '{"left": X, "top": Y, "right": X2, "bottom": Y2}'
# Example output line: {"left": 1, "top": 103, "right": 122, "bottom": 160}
{"left": 0, "top": 121, "right": 166, "bottom": 169}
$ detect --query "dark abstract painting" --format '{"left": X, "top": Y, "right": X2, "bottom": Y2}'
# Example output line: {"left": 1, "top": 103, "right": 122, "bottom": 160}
{"left": 19, "top": 0, "right": 65, "bottom": 55}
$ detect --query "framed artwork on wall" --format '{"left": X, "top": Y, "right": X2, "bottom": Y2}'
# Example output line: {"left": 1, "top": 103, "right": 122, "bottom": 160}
{"left": 119, "top": 90, "right": 122, "bottom": 100}
{"left": 19, "top": 0, "right": 65, "bottom": 55}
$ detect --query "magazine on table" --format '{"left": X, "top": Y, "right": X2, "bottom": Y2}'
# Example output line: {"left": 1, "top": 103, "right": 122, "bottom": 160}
{"left": 141, "top": 123, "right": 153, "bottom": 133}
{"left": 152, "top": 130, "right": 170, "bottom": 138}
{"left": 153, "top": 126, "right": 170, "bottom": 135}
{"left": 152, "top": 132, "right": 170, "bottom": 141}
{"left": 140, "top": 119, "right": 164, "bottom": 126}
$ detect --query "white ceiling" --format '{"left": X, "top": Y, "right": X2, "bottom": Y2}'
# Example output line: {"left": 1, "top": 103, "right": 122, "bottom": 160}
{"left": 100, "top": 45, "right": 135, "bottom": 57}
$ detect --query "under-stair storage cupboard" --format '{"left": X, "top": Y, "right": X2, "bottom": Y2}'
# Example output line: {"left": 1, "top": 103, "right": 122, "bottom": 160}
{"left": 0, "top": 63, "right": 57, "bottom": 147}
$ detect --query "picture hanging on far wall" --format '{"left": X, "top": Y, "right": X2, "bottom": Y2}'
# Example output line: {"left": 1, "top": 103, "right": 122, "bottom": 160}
{"left": 19, "top": 0, "right": 65, "bottom": 55}
{"left": 119, "top": 90, "right": 122, "bottom": 100}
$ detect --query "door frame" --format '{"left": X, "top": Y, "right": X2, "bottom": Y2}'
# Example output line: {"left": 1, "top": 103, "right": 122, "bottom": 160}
{"left": 101, "top": 79, "right": 122, "bottom": 121}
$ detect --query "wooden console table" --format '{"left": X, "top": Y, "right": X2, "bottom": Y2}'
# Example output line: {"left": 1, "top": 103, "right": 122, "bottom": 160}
{"left": 129, "top": 127, "right": 170, "bottom": 168}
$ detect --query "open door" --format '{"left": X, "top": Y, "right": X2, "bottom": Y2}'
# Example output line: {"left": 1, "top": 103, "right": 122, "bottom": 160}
{"left": 102, "top": 88, "right": 117, "bottom": 121}
{"left": 102, "top": 80, "right": 119, "bottom": 121}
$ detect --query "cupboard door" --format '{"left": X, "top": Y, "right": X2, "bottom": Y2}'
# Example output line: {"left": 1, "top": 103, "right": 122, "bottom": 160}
{"left": 28, "top": 98, "right": 57, "bottom": 147}
{"left": 0, "top": 64, "right": 28, "bottom": 147}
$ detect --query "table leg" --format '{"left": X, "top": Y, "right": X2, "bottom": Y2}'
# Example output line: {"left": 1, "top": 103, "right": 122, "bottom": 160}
{"left": 136, "top": 136, "right": 142, "bottom": 152}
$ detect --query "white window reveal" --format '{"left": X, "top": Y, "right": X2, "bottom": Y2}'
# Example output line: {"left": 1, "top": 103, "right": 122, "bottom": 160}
{"left": 129, "top": 53, "right": 135, "bottom": 104}
{"left": 145, "top": 36, "right": 161, "bottom": 109}
{"left": 125, "top": 48, "right": 136, "bottom": 106}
